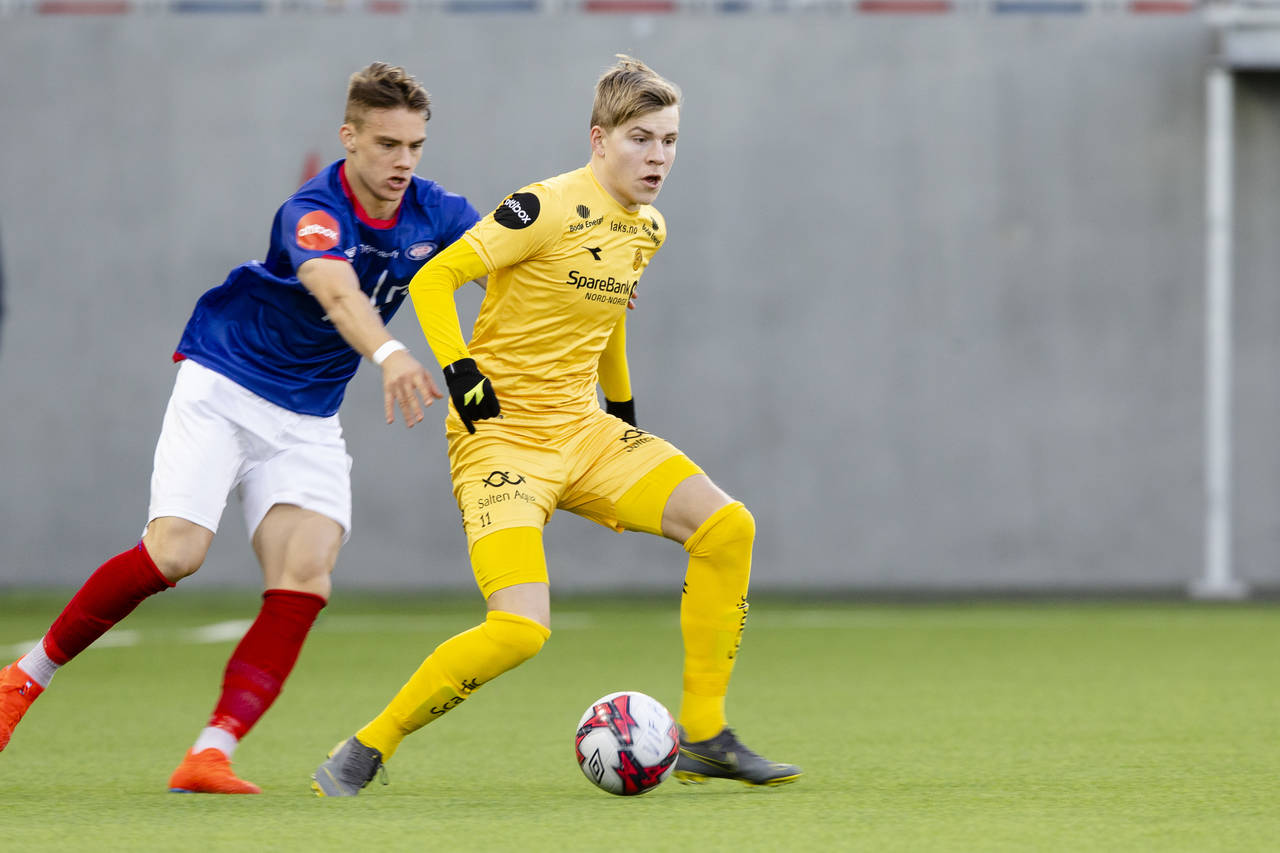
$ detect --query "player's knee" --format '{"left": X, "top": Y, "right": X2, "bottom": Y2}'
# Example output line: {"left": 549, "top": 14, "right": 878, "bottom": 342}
{"left": 278, "top": 551, "right": 336, "bottom": 590}
{"left": 151, "top": 553, "right": 202, "bottom": 582}
{"left": 483, "top": 610, "right": 551, "bottom": 667}
{"left": 146, "top": 538, "right": 207, "bottom": 581}
{"left": 684, "top": 501, "right": 755, "bottom": 557}
{"left": 275, "top": 571, "right": 333, "bottom": 602}
{"left": 143, "top": 518, "right": 213, "bottom": 581}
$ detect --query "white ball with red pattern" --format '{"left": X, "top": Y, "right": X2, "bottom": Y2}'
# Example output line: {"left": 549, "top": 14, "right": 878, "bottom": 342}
{"left": 574, "top": 691, "right": 679, "bottom": 796}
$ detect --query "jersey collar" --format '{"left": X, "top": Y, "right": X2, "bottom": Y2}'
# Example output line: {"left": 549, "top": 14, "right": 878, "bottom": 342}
{"left": 586, "top": 163, "right": 645, "bottom": 219}
{"left": 339, "top": 162, "right": 401, "bottom": 230}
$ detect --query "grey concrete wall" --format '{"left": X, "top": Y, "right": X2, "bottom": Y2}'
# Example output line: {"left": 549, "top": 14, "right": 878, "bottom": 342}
{"left": 5, "top": 15, "right": 1273, "bottom": 595}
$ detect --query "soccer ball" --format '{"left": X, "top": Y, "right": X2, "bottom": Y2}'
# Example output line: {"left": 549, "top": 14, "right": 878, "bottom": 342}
{"left": 575, "top": 691, "right": 679, "bottom": 796}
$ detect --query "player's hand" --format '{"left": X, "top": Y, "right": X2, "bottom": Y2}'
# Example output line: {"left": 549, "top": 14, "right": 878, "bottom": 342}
{"left": 381, "top": 350, "right": 444, "bottom": 428}
{"left": 605, "top": 399, "right": 636, "bottom": 427}
{"left": 443, "top": 358, "right": 500, "bottom": 434}
{"left": 627, "top": 284, "right": 639, "bottom": 310}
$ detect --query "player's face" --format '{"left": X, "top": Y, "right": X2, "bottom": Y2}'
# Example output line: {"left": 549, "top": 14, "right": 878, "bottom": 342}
{"left": 592, "top": 105, "right": 679, "bottom": 211}
{"left": 340, "top": 107, "right": 427, "bottom": 215}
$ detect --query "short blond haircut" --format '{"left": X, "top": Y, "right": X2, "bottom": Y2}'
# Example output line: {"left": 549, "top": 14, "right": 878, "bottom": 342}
{"left": 589, "top": 55, "right": 681, "bottom": 132}
{"left": 345, "top": 61, "right": 431, "bottom": 127}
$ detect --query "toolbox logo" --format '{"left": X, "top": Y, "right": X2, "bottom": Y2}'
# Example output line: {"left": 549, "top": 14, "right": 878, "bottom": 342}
{"left": 496, "top": 193, "right": 540, "bottom": 229}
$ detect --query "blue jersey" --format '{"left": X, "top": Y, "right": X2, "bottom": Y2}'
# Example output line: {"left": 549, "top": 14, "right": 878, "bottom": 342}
{"left": 175, "top": 161, "right": 479, "bottom": 416}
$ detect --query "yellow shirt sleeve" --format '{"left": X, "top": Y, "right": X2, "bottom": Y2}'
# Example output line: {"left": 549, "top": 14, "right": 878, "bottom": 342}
{"left": 408, "top": 239, "right": 490, "bottom": 369}
{"left": 597, "top": 315, "right": 632, "bottom": 402}
{"left": 462, "top": 184, "right": 563, "bottom": 273}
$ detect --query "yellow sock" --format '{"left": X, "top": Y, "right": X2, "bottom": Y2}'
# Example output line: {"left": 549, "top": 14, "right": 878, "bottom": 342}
{"left": 357, "top": 610, "right": 549, "bottom": 761}
{"left": 677, "top": 501, "right": 754, "bottom": 742}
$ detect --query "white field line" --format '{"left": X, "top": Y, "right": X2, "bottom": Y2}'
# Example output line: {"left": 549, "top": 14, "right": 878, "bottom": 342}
{"left": 311, "top": 611, "right": 596, "bottom": 634}
{"left": 0, "top": 613, "right": 598, "bottom": 656}
{"left": 184, "top": 619, "right": 254, "bottom": 644}
{"left": 1, "top": 621, "right": 249, "bottom": 657}
{"left": 6, "top": 608, "right": 1190, "bottom": 656}
{"left": 1, "top": 629, "right": 142, "bottom": 658}
{"left": 93, "top": 629, "right": 142, "bottom": 647}
{"left": 744, "top": 609, "right": 1240, "bottom": 630}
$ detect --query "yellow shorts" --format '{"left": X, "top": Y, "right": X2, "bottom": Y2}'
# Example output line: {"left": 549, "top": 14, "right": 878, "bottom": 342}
{"left": 447, "top": 407, "right": 701, "bottom": 553}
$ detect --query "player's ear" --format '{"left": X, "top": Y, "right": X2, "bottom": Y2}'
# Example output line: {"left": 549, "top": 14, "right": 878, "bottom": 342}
{"left": 339, "top": 123, "right": 356, "bottom": 154}
{"left": 589, "top": 126, "right": 606, "bottom": 158}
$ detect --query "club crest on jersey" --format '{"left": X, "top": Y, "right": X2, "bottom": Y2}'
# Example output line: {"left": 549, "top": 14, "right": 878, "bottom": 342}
{"left": 405, "top": 241, "right": 438, "bottom": 261}
{"left": 633, "top": 248, "right": 644, "bottom": 270}
{"left": 296, "top": 210, "right": 340, "bottom": 251}
{"left": 495, "top": 192, "right": 540, "bottom": 230}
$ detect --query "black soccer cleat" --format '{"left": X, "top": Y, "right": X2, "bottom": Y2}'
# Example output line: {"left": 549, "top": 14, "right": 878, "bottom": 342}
{"left": 673, "top": 727, "right": 802, "bottom": 787}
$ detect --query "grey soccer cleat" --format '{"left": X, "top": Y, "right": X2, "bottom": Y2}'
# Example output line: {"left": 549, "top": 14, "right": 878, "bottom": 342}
{"left": 673, "top": 727, "right": 802, "bottom": 787}
{"left": 311, "top": 736, "right": 386, "bottom": 797}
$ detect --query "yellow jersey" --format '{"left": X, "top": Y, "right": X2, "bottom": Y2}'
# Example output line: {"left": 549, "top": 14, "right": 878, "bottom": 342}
{"left": 461, "top": 165, "right": 664, "bottom": 418}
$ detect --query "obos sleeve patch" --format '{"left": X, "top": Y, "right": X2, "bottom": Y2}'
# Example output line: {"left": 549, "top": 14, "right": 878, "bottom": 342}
{"left": 295, "top": 210, "right": 341, "bottom": 251}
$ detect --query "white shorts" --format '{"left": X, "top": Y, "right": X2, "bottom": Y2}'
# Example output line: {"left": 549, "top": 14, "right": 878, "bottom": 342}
{"left": 147, "top": 359, "right": 353, "bottom": 542}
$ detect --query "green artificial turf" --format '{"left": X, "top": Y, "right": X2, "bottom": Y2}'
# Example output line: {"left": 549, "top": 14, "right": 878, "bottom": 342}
{"left": 0, "top": 593, "right": 1276, "bottom": 851}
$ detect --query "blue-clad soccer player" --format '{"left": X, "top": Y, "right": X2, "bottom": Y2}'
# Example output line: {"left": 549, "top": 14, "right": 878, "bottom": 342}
{"left": 0, "top": 62, "right": 480, "bottom": 794}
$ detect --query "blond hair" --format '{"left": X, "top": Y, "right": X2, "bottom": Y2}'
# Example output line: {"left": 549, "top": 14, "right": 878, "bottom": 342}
{"left": 589, "top": 55, "right": 681, "bottom": 131}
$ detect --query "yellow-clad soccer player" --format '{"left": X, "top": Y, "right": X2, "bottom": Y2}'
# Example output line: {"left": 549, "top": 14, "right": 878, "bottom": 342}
{"left": 312, "top": 55, "right": 801, "bottom": 795}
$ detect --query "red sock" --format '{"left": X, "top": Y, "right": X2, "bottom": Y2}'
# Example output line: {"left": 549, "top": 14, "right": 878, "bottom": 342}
{"left": 207, "top": 589, "right": 326, "bottom": 740}
{"left": 43, "top": 542, "right": 174, "bottom": 664}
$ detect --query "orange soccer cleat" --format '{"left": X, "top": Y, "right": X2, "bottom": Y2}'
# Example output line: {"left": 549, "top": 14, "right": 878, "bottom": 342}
{"left": 168, "top": 748, "right": 262, "bottom": 794}
{"left": 0, "top": 661, "right": 45, "bottom": 752}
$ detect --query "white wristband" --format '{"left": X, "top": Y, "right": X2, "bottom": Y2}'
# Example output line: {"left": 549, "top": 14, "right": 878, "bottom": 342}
{"left": 371, "top": 339, "right": 409, "bottom": 366}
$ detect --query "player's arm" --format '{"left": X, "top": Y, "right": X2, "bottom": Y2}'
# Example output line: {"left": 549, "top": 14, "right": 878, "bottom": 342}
{"left": 598, "top": 315, "right": 635, "bottom": 426}
{"left": 297, "top": 256, "right": 443, "bottom": 428}
{"left": 407, "top": 240, "right": 499, "bottom": 433}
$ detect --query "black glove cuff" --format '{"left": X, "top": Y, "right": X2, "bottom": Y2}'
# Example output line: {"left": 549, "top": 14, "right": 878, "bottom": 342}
{"left": 444, "top": 358, "right": 479, "bottom": 380}
{"left": 606, "top": 398, "right": 636, "bottom": 427}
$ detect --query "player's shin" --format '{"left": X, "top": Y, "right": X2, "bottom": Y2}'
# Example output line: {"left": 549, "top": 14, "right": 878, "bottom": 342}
{"left": 678, "top": 501, "right": 754, "bottom": 742}
{"left": 43, "top": 541, "right": 175, "bottom": 665}
{"left": 198, "top": 589, "right": 326, "bottom": 754}
{"left": 0, "top": 542, "right": 166, "bottom": 753}
{"left": 357, "top": 611, "right": 549, "bottom": 760}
